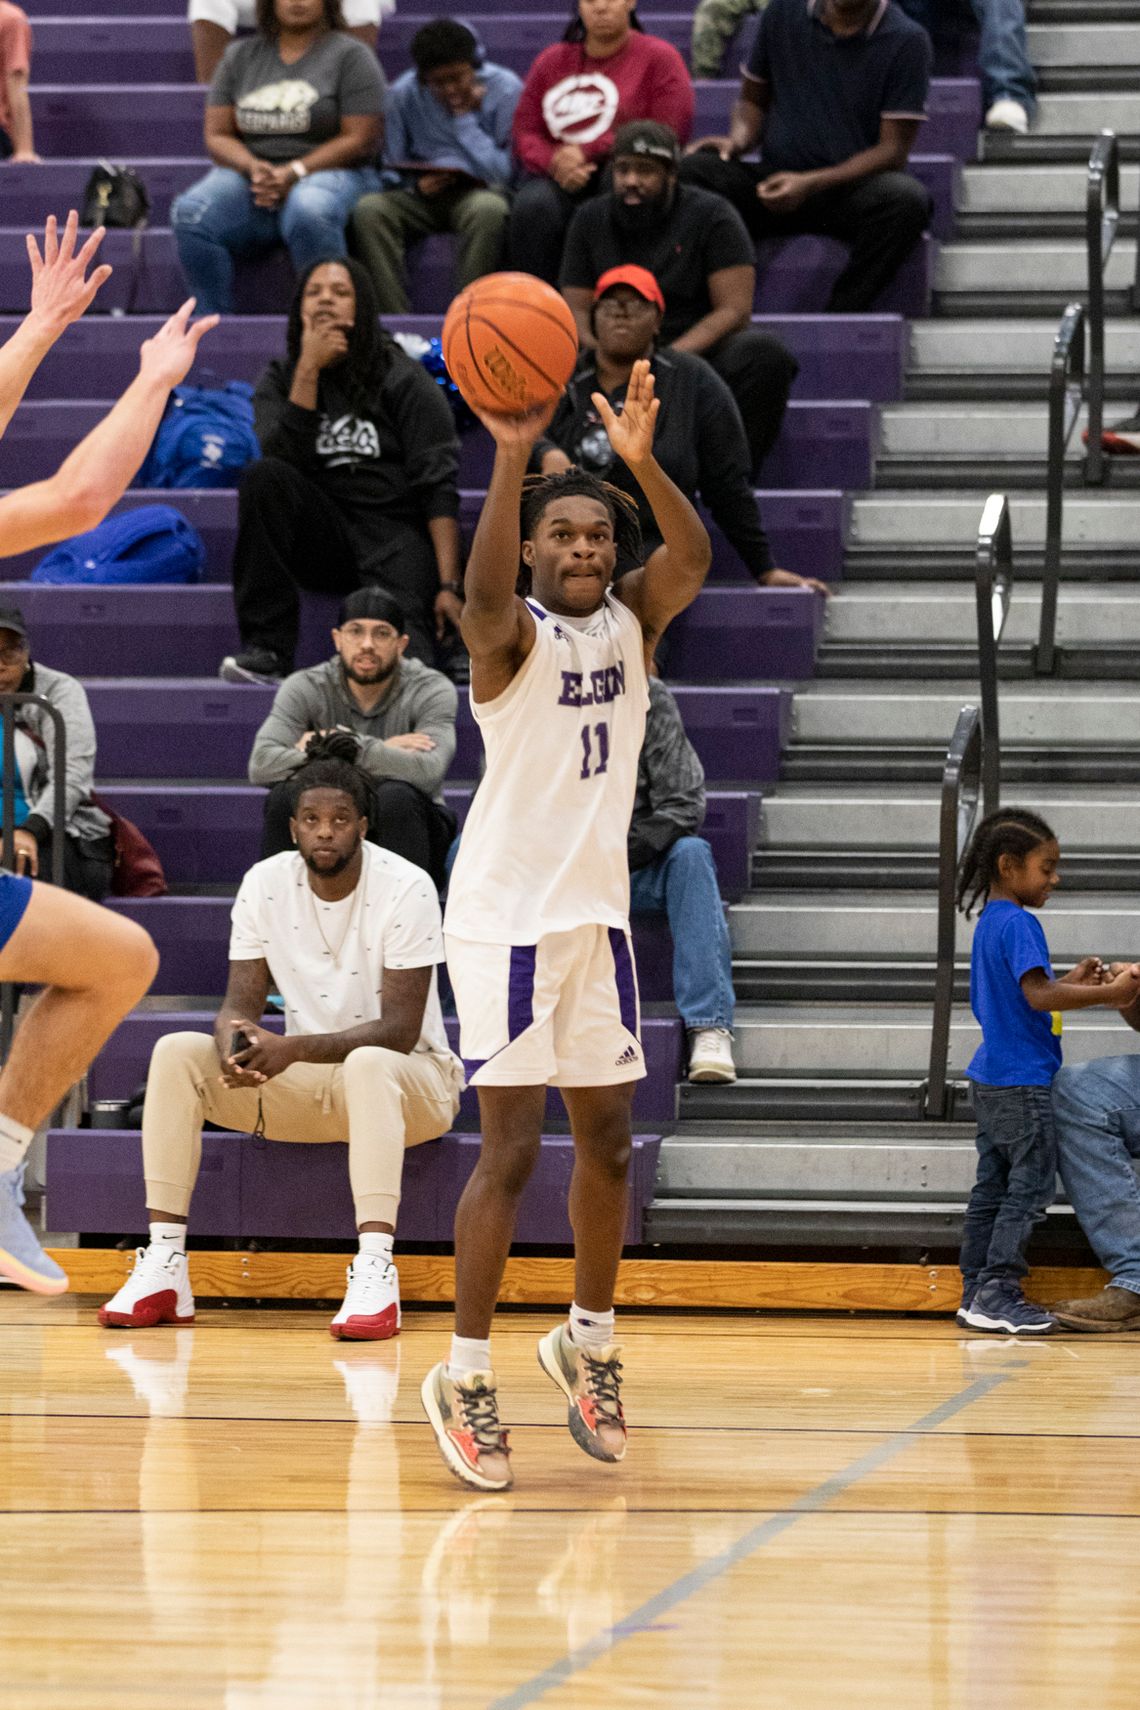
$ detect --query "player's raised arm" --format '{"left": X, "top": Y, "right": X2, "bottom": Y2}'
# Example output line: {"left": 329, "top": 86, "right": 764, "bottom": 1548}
{"left": 461, "top": 402, "right": 559, "bottom": 671}
{"left": 598, "top": 362, "right": 712, "bottom": 654}
{"left": 0, "top": 212, "right": 113, "bottom": 442}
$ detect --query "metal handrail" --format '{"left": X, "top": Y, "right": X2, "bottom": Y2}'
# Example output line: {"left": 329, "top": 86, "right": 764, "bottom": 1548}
{"left": 1036, "top": 302, "right": 1086, "bottom": 677}
{"left": 975, "top": 493, "right": 1012, "bottom": 819}
{"left": 0, "top": 693, "right": 67, "bottom": 1062}
{"left": 925, "top": 705, "right": 982, "bottom": 1121}
{"left": 1085, "top": 130, "right": 1120, "bottom": 487}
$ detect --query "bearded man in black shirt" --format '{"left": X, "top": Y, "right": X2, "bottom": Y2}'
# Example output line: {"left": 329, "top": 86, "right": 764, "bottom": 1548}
{"left": 221, "top": 257, "right": 465, "bottom": 684}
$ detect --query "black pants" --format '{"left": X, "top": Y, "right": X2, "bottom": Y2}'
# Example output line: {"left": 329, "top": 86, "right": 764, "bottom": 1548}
{"left": 507, "top": 173, "right": 605, "bottom": 286}
{"left": 233, "top": 457, "right": 438, "bottom": 670}
{"left": 679, "top": 157, "right": 932, "bottom": 314}
{"left": 699, "top": 330, "right": 799, "bottom": 476}
{"left": 261, "top": 775, "right": 457, "bottom": 888}
{"left": 33, "top": 830, "right": 115, "bottom": 901}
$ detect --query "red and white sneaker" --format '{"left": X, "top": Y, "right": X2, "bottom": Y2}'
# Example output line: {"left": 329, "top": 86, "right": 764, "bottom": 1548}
{"left": 329, "top": 1254, "right": 401, "bottom": 1341}
{"left": 537, "top": 1323, "right": 627, "bottom": 1463}
{"left": 98, "top": 1245, "right": 195, "bottom": 1328}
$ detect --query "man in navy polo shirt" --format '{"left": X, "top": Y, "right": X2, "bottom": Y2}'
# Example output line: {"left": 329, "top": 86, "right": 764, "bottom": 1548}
{"left": 681, "top": 0, "right": 933, "bottom": 313}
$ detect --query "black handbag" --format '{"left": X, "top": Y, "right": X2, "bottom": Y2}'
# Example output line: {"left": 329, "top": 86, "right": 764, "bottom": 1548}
{"left": 80, "top": 162, "right": 151, "bottom": 229}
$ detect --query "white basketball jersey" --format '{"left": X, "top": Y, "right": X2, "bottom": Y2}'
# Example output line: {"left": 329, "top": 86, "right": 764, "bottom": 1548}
{"left": 445, "top": 590, "right": 649, "bottom": 945}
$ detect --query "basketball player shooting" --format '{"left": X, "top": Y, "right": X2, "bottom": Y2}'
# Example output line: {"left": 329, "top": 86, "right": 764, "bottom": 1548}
{"left": 0, "top": 213, "right": 215, "bottom": 1296}
{"left": 423, "top": 358, "right": 712, "bottom": 1492}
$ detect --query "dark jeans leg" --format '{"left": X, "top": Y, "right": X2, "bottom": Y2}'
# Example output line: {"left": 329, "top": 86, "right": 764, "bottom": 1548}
{"left": 507, "top": 174, "right": 596, "bottom": 286}
{"left": 814, "top": 172, "right": 932, "bottom": 313}
{"left": 678, "top": 152, "right": 766, "bottom": 237}
{"left": 233, "top": 456, "right": 360, "bottom": 668}
{"left": 361, "top": 525, "right": 443, "bottom": 669}
{"left": 962, "top": 1083, "right": 1058, "bottom": 1288}
{"left": 701, "top": 330, "right": 799, "bottom": 474}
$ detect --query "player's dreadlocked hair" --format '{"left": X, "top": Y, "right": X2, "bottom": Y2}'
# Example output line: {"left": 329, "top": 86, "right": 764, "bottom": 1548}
{"left": 956, "top": 807, "right": 1057, "bottom": 920}
{"left": 517, "top": 468, "right": 644, "bottom": 593}
{"left": 287, "top": 754, "right": 371, "bottom": 820}
{"left": 285, "top": 257, "right": 394, "bottom": 421}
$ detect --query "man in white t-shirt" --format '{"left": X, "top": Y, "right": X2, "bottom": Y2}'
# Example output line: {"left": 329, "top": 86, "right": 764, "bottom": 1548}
{"left": 98, "top": 755, "right": 463, "bottom": 1339}
{"left": 189, "top": 0, "right": 394, "bottom": 84}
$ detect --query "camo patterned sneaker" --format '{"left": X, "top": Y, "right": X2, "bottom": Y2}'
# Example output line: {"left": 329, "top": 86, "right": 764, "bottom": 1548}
{"left": 537, "top": 1322, "right": 627, "bottom": 1463}
{"left": 421, "top": 1363, "right": 513, "bottom": 1492}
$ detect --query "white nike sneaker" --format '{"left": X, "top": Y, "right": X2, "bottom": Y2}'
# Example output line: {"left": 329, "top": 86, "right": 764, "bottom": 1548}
{"left": 985, "top": 98, "right": 1030, "bottom": 134}
{"left": 687, "top": 1028, "right": 737, "bottom": 1084}
{"left": 99, "top": 1245, "right": 195, "bottom": 1329}
{"left": 329, "top": 1254, "right": 401, "bottom": 1341}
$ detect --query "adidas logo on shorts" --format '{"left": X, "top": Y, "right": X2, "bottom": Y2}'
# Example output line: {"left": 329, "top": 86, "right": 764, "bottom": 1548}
{"left": 614, "top": 1043, "right": 638, "bottom": 1067}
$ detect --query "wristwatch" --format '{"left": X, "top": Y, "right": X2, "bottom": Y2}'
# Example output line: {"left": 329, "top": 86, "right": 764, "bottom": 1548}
{"left": 438, "top": 581, "right": 463, "bottom": 595}
{"left": 290, "top": 159, "right": 308, "bottom": 180}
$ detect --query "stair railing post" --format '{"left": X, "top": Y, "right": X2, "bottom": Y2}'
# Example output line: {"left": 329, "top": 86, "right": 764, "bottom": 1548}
{"left": 1085, "top": 130, "right": 1119, "bottom": 488}
{"left": 1037, "top": 303, "right": 1085, "bottom": 678}
{"left": 925, "top": 707, "right": 982, "bottom": 1122}
{"left": 975, "top": 494, "right": 1011, "bottom": 821}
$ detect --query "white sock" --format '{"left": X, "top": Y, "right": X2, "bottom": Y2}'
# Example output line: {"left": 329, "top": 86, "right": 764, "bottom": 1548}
{"left": 358, "top": 1231, "right": 394, "bottom": 1264}
{"left": 448, "top": 1334, "right": 492, "bottom": 1380}
{"left": 569, "top": 1303, "right": 616, "bottom": 1353}
{"left": 149, "top": 1221, "right": 187, "bottom": 1256}
{"left": 0, "top": 1111, "right": 35, "bottom": 1173}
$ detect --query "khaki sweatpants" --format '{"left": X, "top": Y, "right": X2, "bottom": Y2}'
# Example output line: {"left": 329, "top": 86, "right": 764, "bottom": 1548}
{"left": 142, "top": 1031, "right": 463, "bottom": 1227}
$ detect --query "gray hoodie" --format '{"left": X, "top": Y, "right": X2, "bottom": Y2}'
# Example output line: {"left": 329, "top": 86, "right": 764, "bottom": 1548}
{"left": 15, "top": 661, "right": 111, "bottom": 846}
{"left": 248, "top": 655, "right": 458, "bottom": 803}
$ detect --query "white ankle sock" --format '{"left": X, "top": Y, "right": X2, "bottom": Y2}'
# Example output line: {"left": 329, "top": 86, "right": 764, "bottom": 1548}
{"left": 569, "top": 1303, "right": 615, "bottom": 1353}
{"left": 149, "top": 1221, "right": 187, "bottom": 1256}
{"left": 448, "top": 1334, "right": 492, "bottom": 1380}
{"left": 358, "top": 1232, "right": 394, "bottom": 1264}
{"left": 0, "top": 1112, "right": 35, "bottom": 1173}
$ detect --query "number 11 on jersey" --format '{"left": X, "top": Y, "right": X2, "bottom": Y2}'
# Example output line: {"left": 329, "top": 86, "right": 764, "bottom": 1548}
{"left": 579, "top": 721, "right": 610, "bottom": 780}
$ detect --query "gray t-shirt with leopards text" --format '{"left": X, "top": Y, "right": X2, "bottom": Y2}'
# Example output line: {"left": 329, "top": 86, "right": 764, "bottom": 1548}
{"left": 209, "top": 30, "right": 385, "bottom": 162}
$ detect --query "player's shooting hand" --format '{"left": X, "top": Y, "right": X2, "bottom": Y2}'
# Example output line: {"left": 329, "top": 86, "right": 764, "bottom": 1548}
{"left": 26, "top": 210, "right": 113, "bottom": 340}
{"left": 592, "top": 358, "right": 658, "bottom": 469}
{"left": 473, "top": 395, "right": 561, "bottom": 449}
{"left": 138, "top": 298, "right": 219, "bottom": 389}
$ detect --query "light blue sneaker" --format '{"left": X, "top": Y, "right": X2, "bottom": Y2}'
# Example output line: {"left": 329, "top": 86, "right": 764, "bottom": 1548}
{"left": 0, "top": 1163, "right": 68, "bottom": 1295}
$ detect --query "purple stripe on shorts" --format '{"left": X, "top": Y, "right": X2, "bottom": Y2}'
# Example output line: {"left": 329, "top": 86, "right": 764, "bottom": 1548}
{"left": 608, "top": 927, "right": 638, "bottom": 1038}
{"left": 507, "top": 945, "right": 537, "bottom": 1041}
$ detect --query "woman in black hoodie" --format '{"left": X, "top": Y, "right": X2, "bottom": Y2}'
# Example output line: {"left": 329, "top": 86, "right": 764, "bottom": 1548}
{"left": 221, "top": 255, "right": 463, "bottom": 682}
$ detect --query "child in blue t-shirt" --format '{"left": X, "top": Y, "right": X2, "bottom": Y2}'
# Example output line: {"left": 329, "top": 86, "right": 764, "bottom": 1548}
{"left": 955, "top": 808, "right": 1140, "bottom": 1335}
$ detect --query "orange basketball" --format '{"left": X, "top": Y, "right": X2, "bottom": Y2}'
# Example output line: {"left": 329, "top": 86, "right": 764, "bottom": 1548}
{"left": 442, "top": 272, "right": 579, "bottom": 417}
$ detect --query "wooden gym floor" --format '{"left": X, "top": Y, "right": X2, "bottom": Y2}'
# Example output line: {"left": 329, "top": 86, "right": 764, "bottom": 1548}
{"left": 3, "top": 1292, "right": 1139, "bottom": 1709}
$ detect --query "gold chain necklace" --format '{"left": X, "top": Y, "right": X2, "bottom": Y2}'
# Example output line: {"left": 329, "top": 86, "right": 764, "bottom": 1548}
{"left": 308, "top": 870, "right": 364, "bottom": 968}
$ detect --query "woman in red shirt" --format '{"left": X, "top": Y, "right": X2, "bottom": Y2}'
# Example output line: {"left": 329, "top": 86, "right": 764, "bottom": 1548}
{"left": 509, "top": 0, "right": 693, "bottom": 284}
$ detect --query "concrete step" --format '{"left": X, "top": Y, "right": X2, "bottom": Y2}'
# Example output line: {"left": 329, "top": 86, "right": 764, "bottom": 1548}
{"left": 792, "top": 679, "right": 1140, "bottom": 744}
{"left": 877, "top": 401, "right": 1085, "bottom": 460}
{"left": 655, "top": 1121, "right": 974, "bottom": 1198}
{"left": 824, "top": 582, "right": 1140, "bottom": 645}
{"left": 907, "top": 318, "right": 1140, "bottom": 391}
{"left": 760, "top": 783, "right": 1140, "bottom": 849}
{"left": 851, "top": 491, "right": 1140, "bottom": 547}
{"left": 1026, "top": 21, "right": 1140, "bottom": 63}
{"left": 935, "top": 238, "right": 1134, "bottom": 294}
{"left": 957, "top": 162, "right": 1140, "bottom": 215}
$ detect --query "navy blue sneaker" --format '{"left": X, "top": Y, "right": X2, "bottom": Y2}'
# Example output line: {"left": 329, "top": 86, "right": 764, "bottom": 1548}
{"left": 960, "top": 1281, "right": 1055, "bottom": 1335}
{"left": 956, "top": 1278, "right": 979, "bottom": 1328}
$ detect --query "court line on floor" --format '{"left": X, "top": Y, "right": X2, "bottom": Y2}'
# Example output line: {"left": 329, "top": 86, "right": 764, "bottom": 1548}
{"left": 488, "top": 1359, "right": 1028, "bottom": 1710}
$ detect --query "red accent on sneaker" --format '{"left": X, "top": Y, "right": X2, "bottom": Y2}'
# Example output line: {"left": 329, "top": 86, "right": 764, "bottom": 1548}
{"left": 328, "top": 1303, "right": 400, "bottom": 1342}
{"left": 578, "top": 1394, "right": 599, "bottom": 1432}
{"left": 98, "top": 1289, "right": 195, "bottom": 1329}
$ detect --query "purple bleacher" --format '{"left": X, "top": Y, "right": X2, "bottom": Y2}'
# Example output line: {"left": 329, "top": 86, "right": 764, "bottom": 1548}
{"left": 0, "top": 160, "right": 203, "bottom": 228}
{"left": 45, "top": 1126, "right": 664, "bottom": 1244}
{"left": 760, "top": 400, "right": 877, "bottom": 491}
{"left": 910, "top": 155, "right": 959, "bottom": 243}
{"left": 756, "top": 233, "right": 934, "bottom": 319}
{"left": 668, "top": 586, "right": 823, "bottom": 679}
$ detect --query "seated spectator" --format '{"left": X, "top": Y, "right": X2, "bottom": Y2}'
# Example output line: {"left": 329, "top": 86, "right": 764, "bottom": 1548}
{"left": 351, "top": 19, "right": 521, "bottom": 314}
{"left": 680, "top": 0, "right": 933, "bottom": 315}
{"left": 630, "top": 677, "right": 736, "bottom": 1084}
{"left": 220, "top": 257, "right": 463, "bottom": 684}
{"left": 0, "top": 604, "right": 115, "bottom": 901}
{"left": 560, "top": 121, "right": 798, "bottom": 474}
{"left": 0, "top": 2, "right": 36, "bottom": 162}
{"left": 690, "top": 0, "right": 765, "bottom": 79}
{"left": 509, "top": 0, "right": 694, "bottom": 286}
{"left": 172, "top": 0, "right": 385, "bottom": 316}
{"left": 189, "top": 0, "right": 390, "bottom": 85}
{"left": 896, "top": 0, "right": 1036, "bottom": 134}
{"left": 98, "top": 755, "right": 465, "bottom": 1340}
{"left": 249, "top": 587, "right": 458, "bottom": 885}
{"left": 536, "top": 265, "right": 827, "bottom": 600}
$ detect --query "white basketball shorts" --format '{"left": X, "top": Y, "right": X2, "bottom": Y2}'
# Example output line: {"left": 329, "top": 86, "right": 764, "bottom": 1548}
{"left": 445, "top": 923, "right": 646, "bottom": 1088}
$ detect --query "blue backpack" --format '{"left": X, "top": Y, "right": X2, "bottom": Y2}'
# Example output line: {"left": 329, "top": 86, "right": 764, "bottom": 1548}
{"left": 32, "top": 504, "right": 206, "bottom": 585}
{"left": 136, "top": 380, "right": 259, "bottom": 489}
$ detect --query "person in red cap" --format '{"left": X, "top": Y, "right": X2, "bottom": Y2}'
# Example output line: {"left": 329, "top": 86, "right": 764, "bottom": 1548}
{"left": 536, "top": 263, "right": 828, "bottom": 607}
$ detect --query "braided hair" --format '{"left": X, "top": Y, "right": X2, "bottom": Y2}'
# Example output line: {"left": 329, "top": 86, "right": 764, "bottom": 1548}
{"left": 956, "top": 808, "right": 1057, "bottom": 919}
{"left": 287, "top": 753, "right": 370, "bottom": 820}
{"left": 518, "top": 467, "right": 644, "bottom": 593}
{"left": 284, "top": 257, "right": 394, "bottom": 421}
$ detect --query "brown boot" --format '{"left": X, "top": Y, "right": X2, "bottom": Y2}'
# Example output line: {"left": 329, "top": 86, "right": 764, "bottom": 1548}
{"left": 1050, "top": 1285, "right": 1140, "bottom": 1333}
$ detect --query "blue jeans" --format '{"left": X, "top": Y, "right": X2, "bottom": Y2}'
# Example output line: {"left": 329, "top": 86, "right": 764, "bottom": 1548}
{"left": 960, "top": 1082, "right": 1058, "bottom": 1288}
{"left": 172, "top": 164, "right": 383, "bottom": 315}
{"left": 1052, "top": 1055, "right": 1140, "bottom": 1297}
{"left": 628, "top": 836, "right": 735, "bottom": 1032}
{"left": 899, "top": 0, "right": 1037, "bottom": 116}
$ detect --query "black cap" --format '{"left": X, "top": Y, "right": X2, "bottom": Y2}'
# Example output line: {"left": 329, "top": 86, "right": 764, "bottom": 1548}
{"left": 338, "top": 586, "right": 406, "bottom": 633}
{"left": 611, "top": 120, "right": 680, "bottom": 170}
{"left": 0, "top": 605, "right": 29, "bottom": 642}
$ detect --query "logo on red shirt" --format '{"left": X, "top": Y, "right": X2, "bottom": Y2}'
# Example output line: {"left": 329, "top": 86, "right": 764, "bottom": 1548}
{"left": 542, "top": 73, "right": 620, "bottom": 146}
